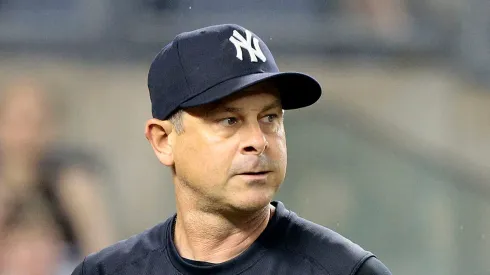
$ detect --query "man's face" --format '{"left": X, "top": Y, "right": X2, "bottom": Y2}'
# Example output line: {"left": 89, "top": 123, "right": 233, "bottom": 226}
{"left": 171, "top": 83, "right": 287, "bottom": 213}
{"left": 0, "top": 88, "right": 52, "bottom": 158}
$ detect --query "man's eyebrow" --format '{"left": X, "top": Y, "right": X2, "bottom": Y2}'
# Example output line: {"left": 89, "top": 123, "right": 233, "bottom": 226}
{"left": 261, "top": 100, "right": 282, "bottom": 112}
{"left": 205, "top": 99, "right": 282, "bottom": 116}
{"left": 204, "top": 105, "right": 241, "bottom": 117}
{"left": 223, "top": 106, "right": 243, "bottom": 113}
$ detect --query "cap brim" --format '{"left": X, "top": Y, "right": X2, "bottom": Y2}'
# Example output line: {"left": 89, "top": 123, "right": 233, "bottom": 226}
{"left": 180, "top": 72, "right": 322, "bottom": 110}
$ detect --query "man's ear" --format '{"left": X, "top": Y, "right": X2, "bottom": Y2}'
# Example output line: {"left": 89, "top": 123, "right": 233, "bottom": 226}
{"left": 145, "top": 118, "right": 175, "bottom": 166}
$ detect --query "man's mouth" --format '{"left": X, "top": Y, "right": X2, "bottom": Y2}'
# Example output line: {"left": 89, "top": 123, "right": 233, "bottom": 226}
{"left": 240, "top": 171, "right": 270, "bottom": 175}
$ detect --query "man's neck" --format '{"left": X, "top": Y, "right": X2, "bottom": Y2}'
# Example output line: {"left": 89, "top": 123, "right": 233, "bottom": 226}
{"left": 173, "top": 200, "right": 274, "bottom": 264}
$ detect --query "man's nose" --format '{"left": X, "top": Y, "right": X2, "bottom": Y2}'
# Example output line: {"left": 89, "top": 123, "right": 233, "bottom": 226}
{"left": 240, "top": 123, "right": 268, "bottom": 155}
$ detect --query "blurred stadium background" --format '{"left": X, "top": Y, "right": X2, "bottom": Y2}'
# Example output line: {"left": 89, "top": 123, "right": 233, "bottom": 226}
{"left": 0, "top": 1, "right": 489, "bottom": 274}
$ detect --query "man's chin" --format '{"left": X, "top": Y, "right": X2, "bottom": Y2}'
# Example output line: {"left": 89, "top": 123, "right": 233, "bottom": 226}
{"left": 226, "top": 194, "right": 274, "bottom": 214}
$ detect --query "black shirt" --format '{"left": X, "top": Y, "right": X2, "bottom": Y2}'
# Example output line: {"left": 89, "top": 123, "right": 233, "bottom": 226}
{"left": 72, "top": 201, "right": 391, "bottom": 275}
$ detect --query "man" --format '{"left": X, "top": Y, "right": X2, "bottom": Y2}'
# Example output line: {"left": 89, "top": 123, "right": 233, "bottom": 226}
{"left": 71, "top": 24, "right": 391, "bottom": 274}
{"left": 0, "top": 79, "right": 115, "bottom": 275}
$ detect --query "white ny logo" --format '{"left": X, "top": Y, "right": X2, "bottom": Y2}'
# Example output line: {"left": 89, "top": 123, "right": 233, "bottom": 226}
{"left": 229, "top": 29, "right": 267, "bottom": 63}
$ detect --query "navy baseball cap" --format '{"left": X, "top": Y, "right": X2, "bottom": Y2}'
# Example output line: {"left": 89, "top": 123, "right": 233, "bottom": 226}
{"left": 148, "top": 24, "right": 322, "bottom": 120}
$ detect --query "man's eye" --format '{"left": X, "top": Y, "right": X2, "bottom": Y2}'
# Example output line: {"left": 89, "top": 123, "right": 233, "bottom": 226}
{"left": 262, "top": 114, "right": 278, "bottom": 123}
{"left": 218, "top": 117, "right": 238, "bottom": 126}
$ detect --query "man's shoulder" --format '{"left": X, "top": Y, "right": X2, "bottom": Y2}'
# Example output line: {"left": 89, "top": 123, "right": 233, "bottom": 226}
{"left": 75, "top": 219, "right": 171, "bottom": 275}
{"left": 279, "top": 209, "right": 374, "bottom": 273}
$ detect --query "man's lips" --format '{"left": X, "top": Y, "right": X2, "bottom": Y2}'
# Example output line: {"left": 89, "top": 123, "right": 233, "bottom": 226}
{"left": 237, "top": 171, "right": 271, "bottom": 175}
{"left": 237, "top": 171, "right": 272, "bottom": 178}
